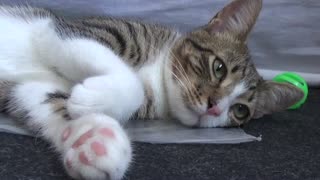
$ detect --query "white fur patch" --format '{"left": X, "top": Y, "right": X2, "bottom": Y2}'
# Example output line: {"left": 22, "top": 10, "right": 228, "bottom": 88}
{"left": 12, "top": 81, "right": 69, "bottom": 144}
{"left": 138, "top": 49, "right": 170, "bottom": 117}
{"left": 68, "top": 72, "right": 144, "bottom": 124}
{"left": 218, "top": 82, "right": 247, "bottom": 111}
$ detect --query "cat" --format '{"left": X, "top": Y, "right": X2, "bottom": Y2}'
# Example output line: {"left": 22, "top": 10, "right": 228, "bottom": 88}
{"left": 0, "top": 0, "right": 303, "bottom": 179}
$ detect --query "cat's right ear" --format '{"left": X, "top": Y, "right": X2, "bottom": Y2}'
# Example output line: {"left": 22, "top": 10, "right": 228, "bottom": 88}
{"left": 206, "top": 0, "right": 262, "bottom": 41}
{"left": 253, "top": 81, "right": 304, "bottom": 119}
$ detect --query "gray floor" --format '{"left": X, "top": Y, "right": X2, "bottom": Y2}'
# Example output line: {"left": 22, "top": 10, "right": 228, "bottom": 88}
{"left": 0, "top": 89, "right": 319, "bottom": 180}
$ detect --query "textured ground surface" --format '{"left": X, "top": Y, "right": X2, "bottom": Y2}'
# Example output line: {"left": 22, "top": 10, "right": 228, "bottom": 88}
{"left": 0, "top": 88, "right": 319, "bottom": 180}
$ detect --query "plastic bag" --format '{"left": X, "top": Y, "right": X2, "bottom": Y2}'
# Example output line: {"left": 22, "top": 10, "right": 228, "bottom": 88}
{"left": 126, "top": 119, "right": 261, "bottom": 144}
{"left": 0, "top": 114, "right": 261, "bottom": 144}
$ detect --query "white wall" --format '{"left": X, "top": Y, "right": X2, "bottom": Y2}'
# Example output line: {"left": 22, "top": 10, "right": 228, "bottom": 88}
{"left": 1, "top": 0, "right": 319, "bottom": 85}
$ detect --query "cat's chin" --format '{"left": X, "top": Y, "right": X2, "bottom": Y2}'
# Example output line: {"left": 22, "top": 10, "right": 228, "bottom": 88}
{"left": 198, "top": 114, "right": 230, "bottom": 128}
{"left": 169, "top": 102, "right": 231, "bottom": 128}
{"left": 174, "top": 110, "right": 230, "bottom": 128}
{"left": 174, "top": 110, "right": 199, "bottom": 127}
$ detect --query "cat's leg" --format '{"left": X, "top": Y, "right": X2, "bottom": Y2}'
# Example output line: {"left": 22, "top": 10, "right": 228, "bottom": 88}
{"left": 1, "top": 81, "right": 131, "bottom": 180}
{"left": 67, "top": 72, "right": 144, "bottom": 124}
{"left": 32, "top": 26, "right": 144, "bottom": 123}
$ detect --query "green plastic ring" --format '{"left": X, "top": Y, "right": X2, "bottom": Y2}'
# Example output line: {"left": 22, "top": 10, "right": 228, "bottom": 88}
{"left": 273, "top": 72, "right": 308, "bottom": 109}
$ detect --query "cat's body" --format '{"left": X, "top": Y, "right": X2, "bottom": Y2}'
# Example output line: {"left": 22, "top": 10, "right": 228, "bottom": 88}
{"left": 0, "top": 7, "right": 178, "bottom": 121}
{"left": 0, "top": 0, "right": 303, "bottom": 179}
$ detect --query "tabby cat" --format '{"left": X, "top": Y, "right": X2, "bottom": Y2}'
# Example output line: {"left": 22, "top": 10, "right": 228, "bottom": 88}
{"left": 0, "top": 0, "right": 302, "bottom": 179}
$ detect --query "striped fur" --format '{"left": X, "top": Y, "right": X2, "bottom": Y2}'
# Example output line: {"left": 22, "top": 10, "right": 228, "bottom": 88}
{"left": 0, "top": 1, "right": 305, "bottom": 179}
{"left": 0, "top": 0, "right": 303, "bottom": 127}
{"left": 56, "top": 16, "right": 179, "bottom": 68}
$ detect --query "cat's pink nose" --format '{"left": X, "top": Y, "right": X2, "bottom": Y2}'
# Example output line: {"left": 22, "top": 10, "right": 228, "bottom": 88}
{"left": 207, "top": 105, "right": 222, "bottom": 117}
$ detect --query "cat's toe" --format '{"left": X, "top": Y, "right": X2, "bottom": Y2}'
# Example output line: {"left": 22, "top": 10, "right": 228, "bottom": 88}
{"left": 61, "top": 114, "right": 132, "bottom": 180}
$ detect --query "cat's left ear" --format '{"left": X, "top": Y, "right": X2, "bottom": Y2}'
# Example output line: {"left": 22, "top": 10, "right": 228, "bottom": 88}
{"left": 253, "top": 81, "right": 304, "bottom": 119}
{"left": 206, "top": 0, "right": 262, "bottom": 41}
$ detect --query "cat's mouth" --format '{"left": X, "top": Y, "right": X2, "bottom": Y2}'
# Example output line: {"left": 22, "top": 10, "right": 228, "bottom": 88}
{"left": 197, "top": 114, "right": 230, "bottom": 128}
{"left": 185, "top": 104, "right": 230, "bottom": 128}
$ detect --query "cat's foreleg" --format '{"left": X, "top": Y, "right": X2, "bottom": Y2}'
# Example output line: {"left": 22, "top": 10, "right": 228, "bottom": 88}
{"left": 33, "top": 26, "right": 144, "bottom": 123}
{"left": 67, "top": 72, "right": 144, "bottom": 124}
{"left": 1, "top": 81, "right": 132, "bottom": 180}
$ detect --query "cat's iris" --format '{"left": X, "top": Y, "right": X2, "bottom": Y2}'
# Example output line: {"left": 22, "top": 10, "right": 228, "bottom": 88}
{"left": 232, "top": 103, "right": 249, "bottom": 120}
{"left": 213, "top": 58, "right": 227, "bottom": 81}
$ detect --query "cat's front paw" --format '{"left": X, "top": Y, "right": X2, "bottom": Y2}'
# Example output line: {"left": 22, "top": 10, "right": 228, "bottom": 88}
{"left": 67, "top": 76, "right": 115, "bottom": 119}
{"left": 67, "top": 75, "right": 144, "bottom": 123}
{"left": 60, "top": 114, "right": 131, "bottom": 180}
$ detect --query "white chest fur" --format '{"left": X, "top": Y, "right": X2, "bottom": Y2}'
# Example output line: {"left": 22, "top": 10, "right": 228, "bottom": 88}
{"left": 137, "top": 49, "right": 171, "bottom": 118}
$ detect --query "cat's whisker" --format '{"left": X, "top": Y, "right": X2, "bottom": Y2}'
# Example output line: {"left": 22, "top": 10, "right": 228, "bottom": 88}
{"left": 143, "top": 36, "right": 196, "bottom": 95}
{"left": 169, "top": 62, "right": 190, "bottom": 85}
{"left": 170, "top": 69, "right": 200, "bottom": 106}
{"left": 165, "top": 50, "right": 203, "bottom": 102}
{"left": 170, "top": 63, "right": 202, "bottom": 103}
{"left": 171, "top": 55, "right": 189, "bottom": 81}
{"left": 171, "top": 62, "right": 198, "bottom": 95}
{"left": 171, "top": 55, "right": 197, "bottom": 92}
{"left": 143, "top": 38, "right": 197, "bottom": 99}
{"left": 170, "top": 70, "right": 189, "bottom": 92}
{"left": 149, "top": 42, "right": 198, "bottom": 102}
{"left": 174, "top": 66, "right": 191, "bottom": 88}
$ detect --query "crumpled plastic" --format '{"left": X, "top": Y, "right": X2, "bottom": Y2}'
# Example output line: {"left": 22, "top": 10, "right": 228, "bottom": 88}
{"left": 0, "top": 114, "right": 261, "bottom": 144}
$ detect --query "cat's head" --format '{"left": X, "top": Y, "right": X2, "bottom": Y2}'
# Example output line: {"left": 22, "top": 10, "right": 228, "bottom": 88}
{"left": 167, "top": 0, "right": 303, "bottom": 127}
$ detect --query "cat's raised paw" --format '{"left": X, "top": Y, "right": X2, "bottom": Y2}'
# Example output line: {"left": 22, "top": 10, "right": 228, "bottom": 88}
{"left": 60, "top": 114, "right": 131, "bottom": 180}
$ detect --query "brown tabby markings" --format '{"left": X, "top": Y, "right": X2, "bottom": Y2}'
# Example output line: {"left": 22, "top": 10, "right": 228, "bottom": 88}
{"left": 44, "top": 91, "right": 71, "bottom": 120}
{"left": 131, "top": 84, "right": 156, "bottom": 120}
{"left": 0, "top": 1, "right": 304, "bottom": 126}
{"left": 3, "top": 6, "right": 261, "bottom": 123}
{"left": 56, "top": 17, "right": 178, "bottom": 69}
{"left": 0, "top": 81, "right": 31, "bottom": 126}
{"left": 0, "top": 80, "right": 71, "bottom": 121}
{"left": 171, "top": 31, "right": 261, "bottom": 121}
{"left": 0, "top": 81, "right": 15, "bottom": 112}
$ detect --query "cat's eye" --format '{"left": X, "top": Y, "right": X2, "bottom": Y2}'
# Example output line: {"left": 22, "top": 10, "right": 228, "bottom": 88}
{"left": 213, "top": 58, "right": 227, "bottom": 81}
{"left": 232, "top": 103, "right": 250, "bottom": 120}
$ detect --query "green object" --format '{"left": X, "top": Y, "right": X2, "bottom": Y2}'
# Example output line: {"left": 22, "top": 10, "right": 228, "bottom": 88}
{"left": 273, "top": 72, "right": 308, "bottom": 109}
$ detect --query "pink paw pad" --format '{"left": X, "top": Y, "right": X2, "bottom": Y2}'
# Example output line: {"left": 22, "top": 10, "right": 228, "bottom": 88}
{"left": 91, "top": 141, "right": 107, "bottom": 156}
{"left": 66, "top": 158, "right": 72, "bottom": 169}
{"left": 62, "top": 127, "right": 72, "bottom": 142}
{"left": 99, "top": 128, "right": 115, "bottom": 138}
{"left": 72, "top": 129, "right": 94, "bottom": 148}
{"left": 79, "top": 151, "right": 90, "bottom": 165}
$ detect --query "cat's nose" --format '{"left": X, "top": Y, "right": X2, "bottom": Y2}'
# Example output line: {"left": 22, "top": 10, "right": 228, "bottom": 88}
{"left": 207, "top": 97, "right": 222, "bottom": 116}
{"left": 207, "top": 105, "right": 222, "bottom": 116}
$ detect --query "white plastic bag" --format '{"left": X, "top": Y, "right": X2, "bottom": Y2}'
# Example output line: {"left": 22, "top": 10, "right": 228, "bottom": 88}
{"left": 0, "top": 114, "right": 261, "bottom": 144}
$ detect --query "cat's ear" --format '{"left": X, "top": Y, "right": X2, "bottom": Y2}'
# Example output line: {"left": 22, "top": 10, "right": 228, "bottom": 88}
{"left": 253, "top": 81, "right": 304, "bottom": 119}
{"left": 206, "top": 0, "right": 262, "bottom": 41}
